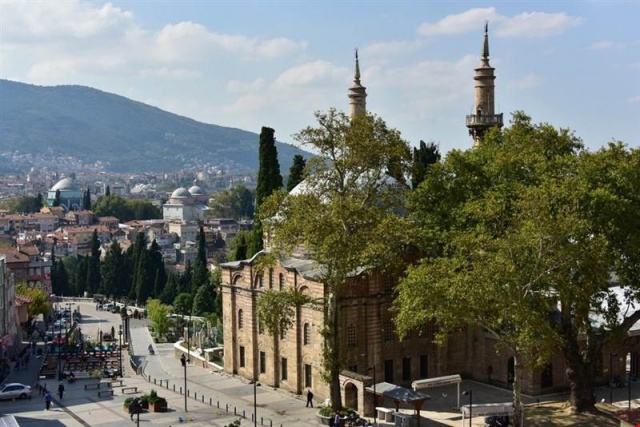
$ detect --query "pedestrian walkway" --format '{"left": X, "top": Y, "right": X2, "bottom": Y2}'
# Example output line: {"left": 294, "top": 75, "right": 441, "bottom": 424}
{"left": 2, "top": 343, "right": 42, "bottom": 388}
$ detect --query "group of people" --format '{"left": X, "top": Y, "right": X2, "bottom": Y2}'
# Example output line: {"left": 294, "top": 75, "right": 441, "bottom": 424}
{"left": 41, "top": 382, "right": 65, "bottom": 410}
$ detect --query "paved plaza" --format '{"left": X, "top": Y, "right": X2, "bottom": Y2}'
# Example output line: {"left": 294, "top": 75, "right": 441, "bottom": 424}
{"left": 2, "top": 299, "right": 640, "bottom": 426}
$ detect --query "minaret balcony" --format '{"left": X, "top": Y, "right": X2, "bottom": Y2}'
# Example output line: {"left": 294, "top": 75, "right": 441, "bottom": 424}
{"left": 466, "top": 113, "right": 503, "bottom": 127}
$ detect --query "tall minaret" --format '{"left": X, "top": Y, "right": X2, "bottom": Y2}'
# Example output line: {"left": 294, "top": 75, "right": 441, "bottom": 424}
{"left": 348, "top": 49, "right": 367, "bottom": 118}
{"left": 466, "top": 22, "right": 503, "bottom": 146}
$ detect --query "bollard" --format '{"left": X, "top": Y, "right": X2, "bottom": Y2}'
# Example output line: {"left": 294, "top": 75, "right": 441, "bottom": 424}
{"left": 188, "top": 390, "right": 190, "bottom": 397}
{"left": 261, "top": 417, "right": 263, "bottom": 425}
{"left": 270, "top": 421, "right": 273, "bottom": 427}
{"left": 217, "top": 400, "right": 220, "bottom": 408}
{"left": 173, "top": 384, "right": 175, "bottom": 391}
{"left": 194, "top": 392, "right": 197, "bottom": 400}
{"left": 242, "top": 410, "right": 245, "bottom": 418}
{"left": 153, "top": 378, "right": 156, "bottom": 385}
{"left": 180, "top": 386, "right": 182, "bottom": 394}
{"left": 201, "top": 395, "right": 204, "bottom": 403}
{"left": 209, "top": 397, "right": 212, "bottom": 406}
{"left": 234, "top": 406, "right": 237, "bottom": 415}
{"left": 226, "top": 403, "right": 228, "bottom": 413}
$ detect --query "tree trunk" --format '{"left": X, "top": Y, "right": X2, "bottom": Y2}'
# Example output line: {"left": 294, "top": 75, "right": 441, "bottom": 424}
{"left": 560, "top": 305, "right": 596, "bottom": 412}
{"left": 325, "top": 291, "right": 342, "bottom": 410}
{"left": 512, "top": 353, "right": 523, "bottom": 427}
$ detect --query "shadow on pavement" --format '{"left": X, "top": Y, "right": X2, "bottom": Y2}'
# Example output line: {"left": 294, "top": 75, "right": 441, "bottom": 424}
{"left": 15, "top": 416, "right": 68, "bottom": 426}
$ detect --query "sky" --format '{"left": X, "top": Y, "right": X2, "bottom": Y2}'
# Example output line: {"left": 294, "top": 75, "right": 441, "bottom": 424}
{"left": 1, "top": 1, "right": 639, "bottom": 155}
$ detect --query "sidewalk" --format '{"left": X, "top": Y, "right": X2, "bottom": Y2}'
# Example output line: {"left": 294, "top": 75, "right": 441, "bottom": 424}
{"left": 3, "top": 342, "right": 44, "bottom": 388}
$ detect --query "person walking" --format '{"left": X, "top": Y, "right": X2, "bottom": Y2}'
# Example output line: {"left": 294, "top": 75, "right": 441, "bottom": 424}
{"left": 129, "top": 398, "right": 139, "bottom": 421}
{"left": 44, "top": 391, "right": 52, "bottom": 410}
{"left": 306, "top": 389, "right": 314, "bottom": 407}
{"left": 58, "top": 382, "right": 65, "bottom": 399}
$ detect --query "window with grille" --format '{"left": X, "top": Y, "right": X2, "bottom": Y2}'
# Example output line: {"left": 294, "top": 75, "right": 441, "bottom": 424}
{"left": 260, "top": 351, "right": 266, "bottom": 374}
{"left": 304, "top": 364, "right": 312, "bottom": 388}
{"left": 281, "top": 358, "right": 288, "bottom": 381}
{"left": 239, "top": 346, "right": 245, "bottom": 368}
{"left": 303, "top": 323, "right": 311, "bottom": 345}
{"left": 269, "top": 269, "right": 274, "bottom": 289}
{"left": 347, "top": 324, "right": 357, "bottom": 347}
{"left": 402, "top": 357, "right": 411, "bottom": 381}
{"left": 384, "top": 322, "right": 394, "bottom": 342}
{"left": 279, "top": 273, "right": 284, "bottom": 290}
{"left": 238, "top": 309, "right": 243, "bottom": 329}
{"left": 420, "top": 355, "right": 428, "bottom": 378}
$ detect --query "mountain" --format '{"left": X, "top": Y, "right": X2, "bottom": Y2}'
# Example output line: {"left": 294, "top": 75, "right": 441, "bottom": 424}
{"left": 0, "top": 79, "right": 309, "bottom": 173}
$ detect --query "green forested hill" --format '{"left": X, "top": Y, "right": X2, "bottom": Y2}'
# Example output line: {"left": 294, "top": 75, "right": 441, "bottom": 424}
{"left": 0, "top": 79, "right": 308, "bottom": 173}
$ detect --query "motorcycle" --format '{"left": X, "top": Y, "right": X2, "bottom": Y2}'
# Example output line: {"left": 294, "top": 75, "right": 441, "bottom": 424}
{"left": 485, "top": 416, "right": 509, "bottom": 427}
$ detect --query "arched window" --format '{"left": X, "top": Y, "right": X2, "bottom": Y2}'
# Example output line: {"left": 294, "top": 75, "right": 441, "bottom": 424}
{"left": 269, "top": 269, "right": 274, "bottom": 289}
{"left": 279, "top": 273, "right": 284, "bottom": 290}
{"left": 347, "top": 324, "right": 357, "bottom": 347}
{"left": 303, "top": 323, "right": 311, "bottom": 345}
{"left": 255, "top": 275, "right": 263, "bottom": 288}
{"left": 238, "top": 309, "right": 244, "bottom": 329}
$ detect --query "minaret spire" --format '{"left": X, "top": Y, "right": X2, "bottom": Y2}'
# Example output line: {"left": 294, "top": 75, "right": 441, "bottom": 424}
{"left": 348, "top": 49, "right": 367, "bottom": 119}
{"left": 466, "top": 22, "right": 503, "bottom": 146}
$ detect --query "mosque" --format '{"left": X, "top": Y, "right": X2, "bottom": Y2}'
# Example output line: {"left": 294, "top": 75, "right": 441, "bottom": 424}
{"left": 46, "top": 177, "right": 84, "bottom": 211}
{"left": 219, "top": 25, "right": 515, "bottom": 412}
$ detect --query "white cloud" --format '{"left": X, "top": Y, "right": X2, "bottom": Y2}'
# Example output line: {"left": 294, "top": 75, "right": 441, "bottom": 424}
{"left": 589, "top": 41, "right": 626, "bottom": 50}
{"left": 418, "top": 8, "right": 499, "bottom": 37}
{"left": 507, "top": 74, "right": 541, "bottom": 90}
{"left": 417, "top": 8, "right": 582, "bottom": 39}
{"left": 273, "top": 61, "right": 348, "bottom": 87}
{"left": 0, "top": 1, "right": 135, "bottom": 41}
{"left": 138, "top": 67, "right": 202, "bottom": 80}
{"left": 629, "top": 95, "right": 640, "bottom": 104}
{"left": 226, "top": 78, "right": 267, "bottom": 93}
{"left": 496, "top": 12, "right": 582, "bottom": 38}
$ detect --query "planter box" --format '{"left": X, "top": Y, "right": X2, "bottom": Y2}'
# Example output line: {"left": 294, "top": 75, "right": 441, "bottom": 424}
{"left": 149, "top": 401, "right": 167, "bottom": 413}
{"left": 316, "top": 413, "right": 332, "bottom": 425}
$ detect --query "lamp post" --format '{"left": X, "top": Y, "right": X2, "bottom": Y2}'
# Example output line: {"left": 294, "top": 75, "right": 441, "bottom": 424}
{"left": 118, "top": 325, "right": 123, "bottom": 378}
{"left": 462, "top": 390, "right": 473, "bottom": 427}
{"left": 180, "top": 353, "right": 187, "bottom": 412}
{"left": 367, "top": 365, "right": 377, "bottom": 426}
{"left": 253, "top": 378, "right": 257, "bottom": 427}
{"left": 611, "top": 352, "right": 618, "bottom": 404}
{"left": 628, "top": 371, "right": 632, "bottom": 411}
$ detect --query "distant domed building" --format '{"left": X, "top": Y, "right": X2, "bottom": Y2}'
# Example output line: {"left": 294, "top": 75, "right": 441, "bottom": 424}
{"left": 47, "top": 177, "right": 84, "bottom": 211}
{"left": 162, "top": 182, "right": 209, "bottom": 223}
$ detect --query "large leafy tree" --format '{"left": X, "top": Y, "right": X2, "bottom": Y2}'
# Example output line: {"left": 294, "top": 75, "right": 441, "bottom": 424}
{"left": 259, "top": 108, "right": 411, "bottom": 410}
{"left": 146, "top": 299, "right": 172, "bottom": 338}
{"left": 394, "top": 112, "right": 640, "bottom": 417}
{"left": 251, "top": 126, "right": 283, "bottom": 256}
{"left": 16, "top": 284, "right": 49, "bottom": 318}
{"left": 207, "top": 185, "right": 254, "bottom": 219}
{"left": 2, "top": 193, "right": 44, "bottom": 213}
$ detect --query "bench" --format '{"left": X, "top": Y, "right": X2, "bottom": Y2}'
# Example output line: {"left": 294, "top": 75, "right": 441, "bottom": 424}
{"left": 376, "top": 407, "right": 395, "bottom": 422}
{"left": 121, "top": 387, "right": 138, "bottom": 394}
{"left": 84, "top": 383, "right": 100, "bottom": 390}
{"left": 97, "top": 389, "right": 114, "bottom": 397}
{"left": 106, "top": 379, "right": 124, "bottom": 388}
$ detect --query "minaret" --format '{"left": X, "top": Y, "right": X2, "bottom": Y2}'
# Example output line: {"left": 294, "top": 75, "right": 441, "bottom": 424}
{"left": 348, "top": 49, "right": 367, "bottom": 118}
{"left": 466, "top": 22, "right": 503, "bottom": 146}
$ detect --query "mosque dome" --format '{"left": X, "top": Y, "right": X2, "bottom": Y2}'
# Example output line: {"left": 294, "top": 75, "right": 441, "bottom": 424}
{"left": 170, "top": 187, "right": 191, "bottom": 198}
{"left": 188, "top": 185, "right": 205, "bottom": 196}
{"left": 51, "top": 178, "right": 78, "bottom": 191}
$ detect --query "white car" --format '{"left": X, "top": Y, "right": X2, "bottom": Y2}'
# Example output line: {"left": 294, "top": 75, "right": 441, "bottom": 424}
{"left": 53, "top": 319, "right": 67, "bottom": 329}
{"left": 0, "top": 383, "right": 32, "bottom": 400}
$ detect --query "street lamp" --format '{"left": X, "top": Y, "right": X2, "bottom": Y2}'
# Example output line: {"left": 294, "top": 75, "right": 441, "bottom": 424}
{"left": 118, "top": 325, "right": 123, "bottom": 378}
{"left": 367, "top": 365, "right": 377, "bottom": 426}
{"left": 249, "top": 378, "right": 259, "bottom": 427}
{"left": 180, "top": 353, "right": 188, "bottom": 412}
{"left": 462, "top": 390, "right": 473, "bottom": 427}
{"left": 57, "top": 321, "right": 63, "bottom": 380}
{"left": 610, "top": 352, "right": 618, "bottom": 404}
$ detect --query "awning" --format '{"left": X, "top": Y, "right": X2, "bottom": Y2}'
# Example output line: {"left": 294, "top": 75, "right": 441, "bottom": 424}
{"left": 366, "top": 382, "right": 430, "bottom": 404}
{"left": 412, "top": 374, "right": 461, "bottom": 390}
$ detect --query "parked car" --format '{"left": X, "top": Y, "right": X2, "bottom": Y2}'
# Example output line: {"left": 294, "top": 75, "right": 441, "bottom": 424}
{"left": 0, "top": 383, "right": 32, "bottom": 400}
{"left": 53, "top": 319, "right": 67, "bottom": 329}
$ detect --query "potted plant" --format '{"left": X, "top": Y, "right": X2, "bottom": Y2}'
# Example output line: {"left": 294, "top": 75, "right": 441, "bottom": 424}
{"left": 123, "top": 397, "right": 133, "bottom": 412}
{"left": 317, "top": 406, "right": 333, "bottom": 425}
{"left": 147, "top": 389, "right": 167, "bottom": 413}
{"left": 139, "top": 393, "right": 150, "bottom": 409}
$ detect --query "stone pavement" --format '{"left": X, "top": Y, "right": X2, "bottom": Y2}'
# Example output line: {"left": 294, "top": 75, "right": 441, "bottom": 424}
{"left": 4, "top": 299, "right": 640, "bottom": 426}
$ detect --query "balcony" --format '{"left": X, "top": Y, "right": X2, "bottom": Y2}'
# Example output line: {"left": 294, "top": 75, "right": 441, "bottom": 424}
{"left": 466, "top": 113, "right": 503, "bottom": 127}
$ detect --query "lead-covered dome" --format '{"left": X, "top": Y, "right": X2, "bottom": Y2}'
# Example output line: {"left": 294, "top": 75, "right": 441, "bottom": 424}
{"left": 171, "top": 187, "right": 191, "bottom": 198}
{"left": 51, "top": 178, "right": 78, "bottom": 191}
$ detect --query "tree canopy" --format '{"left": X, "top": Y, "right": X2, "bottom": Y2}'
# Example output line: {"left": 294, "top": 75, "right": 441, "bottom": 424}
{"left": 393, "top": 112, "right": 640, "bottom": 416}
{"left": 259, "top": 108, "right": 412, "bottom": 410}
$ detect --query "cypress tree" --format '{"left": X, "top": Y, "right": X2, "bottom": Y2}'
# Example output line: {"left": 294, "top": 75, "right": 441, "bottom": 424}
{"left": 105, "top": 185, "right": 111, "bottom": 197}
{"left": 410, "top": 140, "right": 441, "bottom": 189}
{"left": 286, "top": 154, "right": 306, "bottom": 192}
{"left": 251, "top": 126, "right": 282, "bottom": 255}
{"left": 53, "top": 189, "right": 61, "bottom": 207}
{"left": 191, "top": 227, "right": 209, "bottom": 294}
